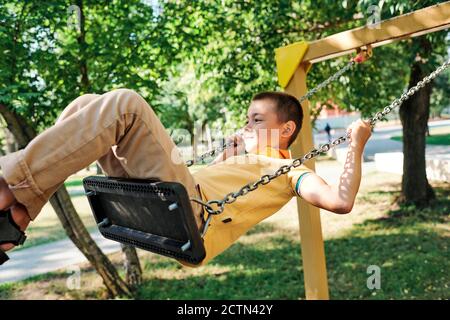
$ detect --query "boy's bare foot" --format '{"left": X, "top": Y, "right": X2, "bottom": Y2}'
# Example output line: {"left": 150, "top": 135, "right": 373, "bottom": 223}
{"left": 0, "top": 177, "right": 30, "bottom": 251}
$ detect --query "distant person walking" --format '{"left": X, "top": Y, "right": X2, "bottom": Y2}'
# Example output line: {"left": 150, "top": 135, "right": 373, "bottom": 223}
{"left": 324, "top": 123, "right": 332, "bottom": 143}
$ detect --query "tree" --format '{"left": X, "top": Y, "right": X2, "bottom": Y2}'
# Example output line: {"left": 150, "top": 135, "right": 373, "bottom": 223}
{"left": 397, "top": 33, "right": 448, "bottom": 206}
{"left": 154, "top": 62, "right": 227, "bottom": 158}
{"left": 357, "top": 0, "right": 449, "bottom": 206}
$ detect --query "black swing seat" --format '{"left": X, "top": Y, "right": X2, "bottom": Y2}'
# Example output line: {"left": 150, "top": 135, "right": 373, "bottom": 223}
{"left": 83, "top": 176, "right": 206, "bottom": 265}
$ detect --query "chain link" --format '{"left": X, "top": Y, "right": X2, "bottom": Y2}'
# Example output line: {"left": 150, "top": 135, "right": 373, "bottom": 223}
{"left": 299, "top": 60, "right": 355, "bottom": 104}
{"left": 195, "top": 59, "right": 450, "bottom": 217}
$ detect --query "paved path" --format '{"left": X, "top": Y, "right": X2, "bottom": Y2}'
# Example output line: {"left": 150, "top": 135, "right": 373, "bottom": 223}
{"left": 315, "top": 119, "right": 450, "bottom": 161}
{"left": 0, "top": 232, "right": 120, "bottom": 284}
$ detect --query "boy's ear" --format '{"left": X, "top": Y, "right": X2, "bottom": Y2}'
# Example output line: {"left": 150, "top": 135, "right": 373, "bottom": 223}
{"left": 281, "top": 120, "right": 296, "bottom": 138}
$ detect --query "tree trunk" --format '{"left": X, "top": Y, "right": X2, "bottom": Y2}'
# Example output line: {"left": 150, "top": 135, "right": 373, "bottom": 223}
{"left": 398, "top": 60, "right": 435, "bottom": 207}
{"left": 96, "top": 163, "right": 103, "bottom": 175}
{"left": 203, "top": 121, "right": 213, "bottom": 151}
{"left": 76, "top": 0, "right": 91, "bottom": 94}
{"left": 0, "top": 103, "right": 132, "bottom": 298}
{"left": 187, "top": 121, "right": 197, "bottom": 159}
{"left": 121, "top": 244, "right": 143, "bottom": 290}
{"left": 4, "top": 129, "right": 18, "bottom": 153}
{"left": 50, "top": 189, "right": 131, "bottom": 297}
{"left": 76, "top": 0, "right": 142, "bottom": 276}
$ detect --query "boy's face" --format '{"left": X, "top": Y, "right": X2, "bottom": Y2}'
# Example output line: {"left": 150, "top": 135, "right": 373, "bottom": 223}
{"left": 243, "top": 99, "right": 292, "bottom": 153}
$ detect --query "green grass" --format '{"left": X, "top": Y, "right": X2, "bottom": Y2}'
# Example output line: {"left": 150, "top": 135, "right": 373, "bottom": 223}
{"left": 326, "top": 206, "right": 449, "bottom": 299}
{"left": 64, "top": 179, "right": 84, "bottom": 188}
{"left": 134, "top": 185, "right": 449, "bottom": 300}
{"left": 391, "top": 133, "right": 450, "bottom": 145}
{"left": 1, "top": 172, "right": 448, "bottom": 300}
{"left": 390, "top": 126, "right": 450, "bottom": 145}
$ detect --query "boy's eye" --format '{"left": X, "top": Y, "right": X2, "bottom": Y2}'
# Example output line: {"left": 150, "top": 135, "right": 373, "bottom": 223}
{"left": 254, "top": 119, "right": 262, "bottom": 122}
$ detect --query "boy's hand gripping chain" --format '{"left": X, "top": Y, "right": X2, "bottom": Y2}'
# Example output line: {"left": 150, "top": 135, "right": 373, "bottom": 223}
{"left": 0, "top": 209, "right": 27, "bottom": 265}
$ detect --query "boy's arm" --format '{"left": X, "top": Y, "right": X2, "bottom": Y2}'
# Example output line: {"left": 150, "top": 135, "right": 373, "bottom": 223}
{"left": 296, "top": 119, "right": 371, "bottom": 214}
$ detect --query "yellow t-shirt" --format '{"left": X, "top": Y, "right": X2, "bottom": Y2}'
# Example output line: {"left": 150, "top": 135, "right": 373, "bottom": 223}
{"left": 178, "top": 147, "right": 313, "bottom": 267}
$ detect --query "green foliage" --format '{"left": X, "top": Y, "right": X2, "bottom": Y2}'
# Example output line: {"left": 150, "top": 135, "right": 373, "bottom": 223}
{"left": 154, "top": 63, "right": 225, "bottom": 134}
{"left": 160, "top": 0, "right": 362, "bottom": 126}
{"left": 0, "top": 0, "right": 176, "bottom": 130}
{"left": 0, "top": 0, "right": 448, "bottom": 135}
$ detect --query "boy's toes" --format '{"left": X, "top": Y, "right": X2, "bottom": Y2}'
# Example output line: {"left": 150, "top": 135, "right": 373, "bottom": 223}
{"left": 0, "top": 242, "right": 14, "bottom": 251}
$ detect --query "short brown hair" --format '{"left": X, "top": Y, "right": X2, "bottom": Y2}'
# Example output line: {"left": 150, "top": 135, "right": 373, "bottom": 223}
{"left": 251, "top": 91, "right": 303, "bottom": 146}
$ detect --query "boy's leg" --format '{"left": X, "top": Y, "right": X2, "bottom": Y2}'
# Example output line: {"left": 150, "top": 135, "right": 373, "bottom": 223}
{"left": 0, "top": 89, "right": 204, "bottom": 228}
{"left": 56, "top": 93, "right": 130, "bottom": 178}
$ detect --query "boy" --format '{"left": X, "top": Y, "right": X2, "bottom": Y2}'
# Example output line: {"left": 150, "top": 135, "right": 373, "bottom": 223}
{"left": 0, "top": 89, "right": 371, "bottom": 266}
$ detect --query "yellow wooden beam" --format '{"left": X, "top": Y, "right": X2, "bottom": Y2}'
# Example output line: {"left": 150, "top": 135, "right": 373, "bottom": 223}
{"left": 275, "top": 41, "right": 309, "bottom": 88}
{"left": 285, "top": 64, "right": 329, "bottom": 300}
{"left": 276, "top": 2, "right": 450, "bottom": 88}
{"left": 304, "top": 1, "right": 450, "bottom": 64}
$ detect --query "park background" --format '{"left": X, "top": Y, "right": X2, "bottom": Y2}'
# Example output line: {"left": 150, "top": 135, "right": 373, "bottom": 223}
{"left": 0, "top": 0, "right": 449, "bottom": 299}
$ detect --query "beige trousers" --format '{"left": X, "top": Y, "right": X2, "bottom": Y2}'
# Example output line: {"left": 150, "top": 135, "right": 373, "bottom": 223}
{"left": 0, "top": 89, "right": 204, "bottom": 229}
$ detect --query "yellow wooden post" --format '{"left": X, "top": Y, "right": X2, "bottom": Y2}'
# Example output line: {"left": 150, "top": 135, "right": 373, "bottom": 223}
{"left": 284, "top": 64, "right": 329, "bottom": 300}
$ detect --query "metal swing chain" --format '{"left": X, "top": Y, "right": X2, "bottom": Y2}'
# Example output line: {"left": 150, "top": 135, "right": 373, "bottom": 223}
{"left": 193, "top": 58, "right": 450, "bottom": 225}
{"left": 185, "top": 51, "right": 370, "bottom": 168}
